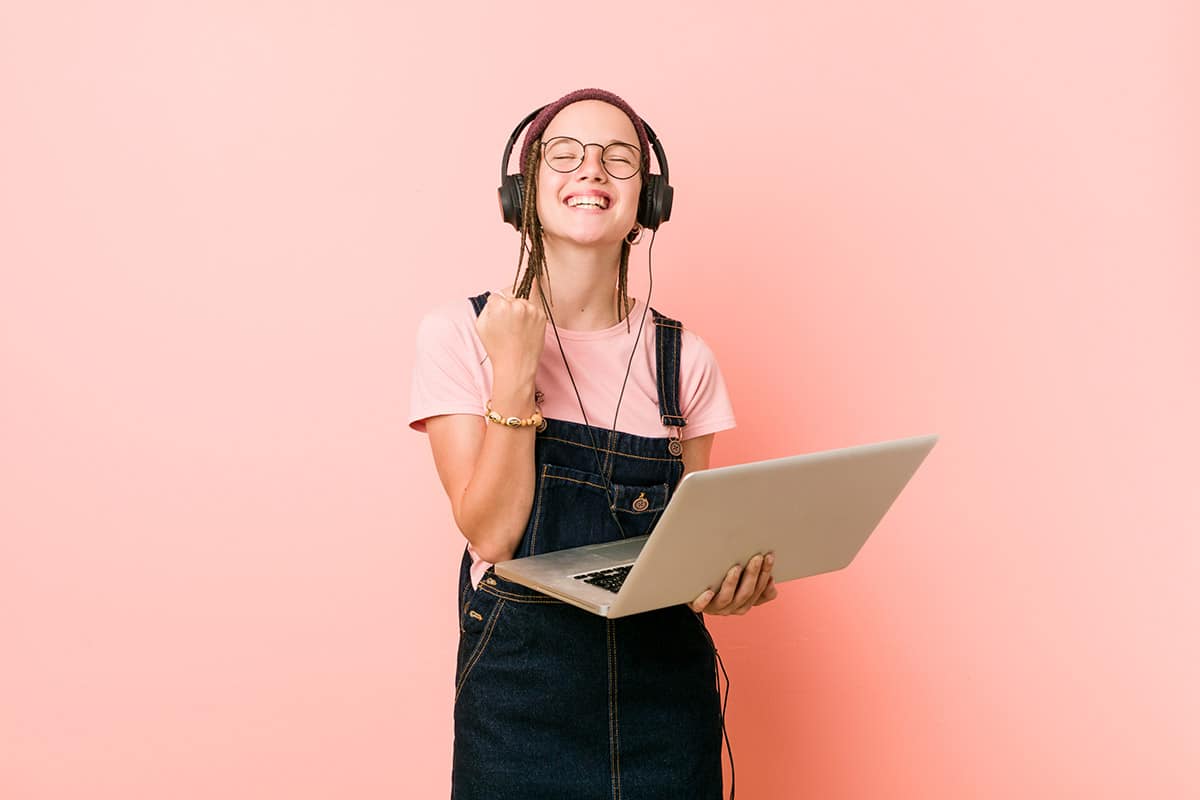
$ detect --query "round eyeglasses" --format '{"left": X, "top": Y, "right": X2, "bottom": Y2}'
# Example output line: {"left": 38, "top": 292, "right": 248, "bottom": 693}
{"left": 541, "top": 136, "right": 642, "bottom": 180}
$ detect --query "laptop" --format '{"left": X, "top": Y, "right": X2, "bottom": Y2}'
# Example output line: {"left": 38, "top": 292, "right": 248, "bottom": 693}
{"left": 494, "top": 433, "right": 938, "bottom": 618}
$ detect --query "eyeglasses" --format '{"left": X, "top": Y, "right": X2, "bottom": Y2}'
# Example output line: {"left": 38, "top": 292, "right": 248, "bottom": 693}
{"left": 541, "top": 136, "right": 642, "bottom": 180}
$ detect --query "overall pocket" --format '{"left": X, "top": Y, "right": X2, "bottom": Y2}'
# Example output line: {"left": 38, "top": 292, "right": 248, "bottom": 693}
{"left": 454, "top": 585, "right": 504, "bottom": 700}
{"left": 527, "top": 463, "right": 670, "bottom": 555}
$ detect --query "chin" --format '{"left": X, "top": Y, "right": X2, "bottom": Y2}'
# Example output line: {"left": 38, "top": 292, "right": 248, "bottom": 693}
{"left": 548, "top": 229, "right": 626, "bottom": 249}
{"left": 543, "top": 216, "right": 634, "bottom": 248}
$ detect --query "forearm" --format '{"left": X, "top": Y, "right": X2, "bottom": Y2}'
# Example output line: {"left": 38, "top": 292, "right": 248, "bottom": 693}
{"left": 455, "top": 381, "right": 538, "bottom": 563}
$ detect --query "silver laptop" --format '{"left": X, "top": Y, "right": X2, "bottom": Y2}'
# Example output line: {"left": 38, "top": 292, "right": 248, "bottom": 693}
{"left": 495, "top": 433, "right": 938, "bottom": 618}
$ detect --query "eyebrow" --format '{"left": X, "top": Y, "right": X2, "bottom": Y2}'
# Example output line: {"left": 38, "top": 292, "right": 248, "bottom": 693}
{"left": 545, "top": 135, "right": 639, "bottom": 148}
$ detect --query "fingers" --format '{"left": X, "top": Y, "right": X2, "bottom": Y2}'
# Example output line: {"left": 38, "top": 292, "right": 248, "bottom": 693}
{"left": 733, "top": 553, "right": 775, "bottom": 614}
{"left": 712, "top": 562, "right": 743, "bottom": 611}
{"left": 752, "top": 576, "right": 778, "bottom": 606}
{"left": 753, "top": 553, "right": 774, "bottom": 600}
{"left": 484, "top": 291, "right": 543, "bottom": 316}
{"left": 476, "top": 292, "right": 547, "bottom": 378}
{"left": 728, "top": 554, "right": 765, "bottom": 613}
{"left": 698, "top": 553, "right": 778, "bottom": 616}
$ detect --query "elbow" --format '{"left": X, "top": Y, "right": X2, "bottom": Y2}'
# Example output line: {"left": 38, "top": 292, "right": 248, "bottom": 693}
{"left": 470, "top": 540, "right": 517, "bottom": 564}
{"left": 452, "top": 510, "right": 519, "bottom": 564}
{"left": 461, "top": 521, "right": 517, "bottom": 563}
{"left": 451, "top": 486, "right": 530, "bottom": 564}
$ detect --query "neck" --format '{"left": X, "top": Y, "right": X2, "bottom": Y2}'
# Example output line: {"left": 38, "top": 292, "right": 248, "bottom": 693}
{"left": 532, "top": 237, "right": 630, "bottom": 330}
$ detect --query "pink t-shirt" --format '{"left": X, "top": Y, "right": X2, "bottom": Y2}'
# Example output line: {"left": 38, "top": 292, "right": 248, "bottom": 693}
{"left": 408, "top": 290, "right": 736, "bottom": 584}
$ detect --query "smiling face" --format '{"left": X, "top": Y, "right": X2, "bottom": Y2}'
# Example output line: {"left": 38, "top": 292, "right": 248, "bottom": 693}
{"left": 534, "top": 100, "right": 643, "bottom": 249}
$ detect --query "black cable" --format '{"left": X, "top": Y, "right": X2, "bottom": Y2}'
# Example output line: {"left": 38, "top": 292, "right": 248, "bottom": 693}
{"left": 609, "top": 228, "right": 656, "bottom": 433}
{"left": 697, "top": 618, "right": 735, "bottom": 800}
{"left": 535, "top": 233, "right": 738, "bottom": 799}
{"left": 535, "top": 231, "right": 656, "bottom": 528}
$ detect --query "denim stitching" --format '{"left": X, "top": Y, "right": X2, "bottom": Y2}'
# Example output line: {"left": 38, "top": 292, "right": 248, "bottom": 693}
{"left": 544, "top": 474, "right": 607, "bottom": 492}
{"left": 614, "top": 622, "right": 622, "bottom": 800}
{"left": 455, "top": 598, "right": 506, "bottom": 701}
{"left": 458, "top": 579, "right": 472, "bottom": 633}
{"left": 656, "top": 315, "right": 667, "bottom": 426}
{"left": 613, "top": 492, "right": 667, "bottom": 514}
{"left": 536, "top": 436, "right": 676, "bottom": 462}
{"left": 545, "top": 468, "right": 669, "bottom": 511}
{"left": 603, "top": 428, "right": 616, "bottom": 480}
{"left": 651, "top": 308, "right": 682, "bottom": 330}
{"left": 528, "top": 463, "right": 548, "bottom": 555}
{"left": 480, "top": 585, "right": 561, "bottom": 603}
{"left": 670, "top": 317, "right": 682, "bottom": 422}
{"left": 607, "top": 619, "right": 614, "bottom": 797}
{"left": 653, "top": 313, "right": 687, "bottom": 428}
{"left": 607, "top": 619, "right": 622, "bottom": 800}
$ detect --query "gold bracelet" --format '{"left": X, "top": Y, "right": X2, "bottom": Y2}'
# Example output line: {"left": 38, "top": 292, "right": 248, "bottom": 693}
{"left": 485, "top": 401, "right": 546, "bottom": 431}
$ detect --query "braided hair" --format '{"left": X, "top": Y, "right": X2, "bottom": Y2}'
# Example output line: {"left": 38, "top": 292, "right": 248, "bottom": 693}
{"left": 511, "top": 140, "right": 636, "bottom": 331}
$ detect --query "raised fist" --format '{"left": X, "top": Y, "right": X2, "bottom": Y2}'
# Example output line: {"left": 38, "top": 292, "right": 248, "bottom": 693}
{"left": 474, "top": 291, "right": 547, "bottom": 386}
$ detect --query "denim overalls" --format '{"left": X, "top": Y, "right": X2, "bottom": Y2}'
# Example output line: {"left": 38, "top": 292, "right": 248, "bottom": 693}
{"left": 451, "top": 292, "right": 723, "bottom": 800}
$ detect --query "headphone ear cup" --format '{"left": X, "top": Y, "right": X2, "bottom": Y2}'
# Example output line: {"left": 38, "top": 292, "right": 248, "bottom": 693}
{"left": 498, "top": 174, "right": 525, "bottom": 230}
{"left": 637, "top": 175, "right": 656, "bottom": 230}
{"left": 657, "top": 181, "right": 673, "bottom": 227}
{"left": 638, "top": 174, "right": 674, "bottom": 230}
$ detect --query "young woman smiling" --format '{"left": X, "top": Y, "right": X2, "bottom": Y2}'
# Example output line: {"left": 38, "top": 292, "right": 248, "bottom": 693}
{"left": 409, "top": 88, "right": 777, "bottom": 799}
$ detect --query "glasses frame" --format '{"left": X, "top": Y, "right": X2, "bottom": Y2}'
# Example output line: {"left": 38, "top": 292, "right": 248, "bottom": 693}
{"left": 540, "top": 136, "right": 643, "bottom": 181}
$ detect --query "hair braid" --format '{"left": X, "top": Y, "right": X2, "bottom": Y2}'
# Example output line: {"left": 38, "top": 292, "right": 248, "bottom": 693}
{"left": 512, "top": 143, "right": 543, "bottom": 300}
{"left": 617, "top": 240, "right": 632, "bottom": 332}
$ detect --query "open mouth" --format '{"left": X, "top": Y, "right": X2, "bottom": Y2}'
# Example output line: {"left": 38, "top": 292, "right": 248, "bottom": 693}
{"left": 565, "top": 195, "right": 610, "bottom": 210}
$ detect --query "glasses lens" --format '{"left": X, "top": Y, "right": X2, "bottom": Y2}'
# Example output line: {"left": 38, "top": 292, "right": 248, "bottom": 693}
{"left": 602, "top": 143, "right": 641, "bottom": 179}
{"left": 543, "top": 137, "right": 584, "bottom": 173}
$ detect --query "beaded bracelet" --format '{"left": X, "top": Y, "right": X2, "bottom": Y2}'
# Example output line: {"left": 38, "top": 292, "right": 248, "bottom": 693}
{"left": 485, "top": 402, "right": 547, "bottom": 431}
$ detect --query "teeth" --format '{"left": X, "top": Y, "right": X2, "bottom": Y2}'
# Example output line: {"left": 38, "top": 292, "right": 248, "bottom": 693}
{"left": 567, "top": 196, "right": 608, "bottom": 209}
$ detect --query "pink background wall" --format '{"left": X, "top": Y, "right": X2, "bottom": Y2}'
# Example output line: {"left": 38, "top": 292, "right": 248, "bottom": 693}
{"left": 2, "top": 1, "right": 1196, "bottom": 797}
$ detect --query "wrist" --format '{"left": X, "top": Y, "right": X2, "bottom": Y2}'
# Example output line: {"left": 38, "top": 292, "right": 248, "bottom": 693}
{"left": 490, "top": 379, "right": 536, "bottom": 411}
{"left": 485, "top": 401, "right": 545, "bottom": 431}
{"left": 486, "top": 378, "right": 543, "bottom": 431}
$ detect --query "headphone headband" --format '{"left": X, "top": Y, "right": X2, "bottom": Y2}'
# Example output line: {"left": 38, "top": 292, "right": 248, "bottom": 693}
{"left": 498, "top": 108, "right": 543, "bottom": 188}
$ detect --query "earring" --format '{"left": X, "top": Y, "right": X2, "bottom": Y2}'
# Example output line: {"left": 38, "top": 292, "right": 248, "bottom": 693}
{"left": 625, "top": 226, "right": 644, "bottom": 245}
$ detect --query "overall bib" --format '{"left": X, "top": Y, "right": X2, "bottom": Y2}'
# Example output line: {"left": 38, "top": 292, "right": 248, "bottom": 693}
{"left": 452, "top": 292, "right": 723, "bottom": 800}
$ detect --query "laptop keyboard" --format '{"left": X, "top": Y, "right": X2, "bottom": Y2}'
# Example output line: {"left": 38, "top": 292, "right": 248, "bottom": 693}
{"left": 573, "top": 564, "right": 634, "bottom": 594}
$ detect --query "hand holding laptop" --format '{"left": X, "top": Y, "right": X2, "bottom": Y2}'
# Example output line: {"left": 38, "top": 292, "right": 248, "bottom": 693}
{"left": 689, "top": 552, "right": 779, "bottom": 615}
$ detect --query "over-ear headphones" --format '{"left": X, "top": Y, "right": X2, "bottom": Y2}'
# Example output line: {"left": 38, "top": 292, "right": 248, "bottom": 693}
{"left": 497, "top": 106, "right": 675, "bottom": 232}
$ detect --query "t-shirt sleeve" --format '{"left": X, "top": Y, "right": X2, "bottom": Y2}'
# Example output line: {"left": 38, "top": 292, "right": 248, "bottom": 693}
{"left": 678, "top": 329, "right": 737, "bottom": 440}
{"left": 408, "top": 305, "right": 487, "bottom": 433}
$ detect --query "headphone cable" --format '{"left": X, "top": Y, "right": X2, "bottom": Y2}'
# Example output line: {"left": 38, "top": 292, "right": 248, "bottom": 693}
{"left": 529, "top": 234, "right": 737, "bottom": 800}
{"left": 535, "top": 235, "right": 653, "bottom": 525}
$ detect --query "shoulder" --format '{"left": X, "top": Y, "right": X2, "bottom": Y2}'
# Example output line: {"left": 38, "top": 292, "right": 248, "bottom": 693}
{"left": 647, "top": 306, "right": 722, "bottom": 367}
{"left": 680, "top": 326, "right": 719, "bottom": 362}
{"left": 419, "top": 294, "right": 479, "bottom": 328}
{"left": 416, "top": 294, "right": 484, "bottom": 345}
{"left": 408, "top": 294, "right": 493, "bottom": 431}
{"left": 666, "top": 317, "right": 736, "bottom": 437}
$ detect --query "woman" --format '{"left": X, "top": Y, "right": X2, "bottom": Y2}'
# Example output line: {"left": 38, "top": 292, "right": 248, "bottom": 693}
{"left": 409, "top": 88, "right": 778, "bottom": 799}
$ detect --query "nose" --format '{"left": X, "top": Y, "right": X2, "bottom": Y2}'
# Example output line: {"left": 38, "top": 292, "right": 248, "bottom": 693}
{"left": 576, "top": 143, "right": 608, "bottom": 180}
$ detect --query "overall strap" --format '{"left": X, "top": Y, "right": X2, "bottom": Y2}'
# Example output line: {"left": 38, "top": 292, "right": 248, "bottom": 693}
{"left": 468, "top": 291, "right": 490, "bottom": 317}
{"left": 650, "top": 308, "right": 687, "bottom": 429}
